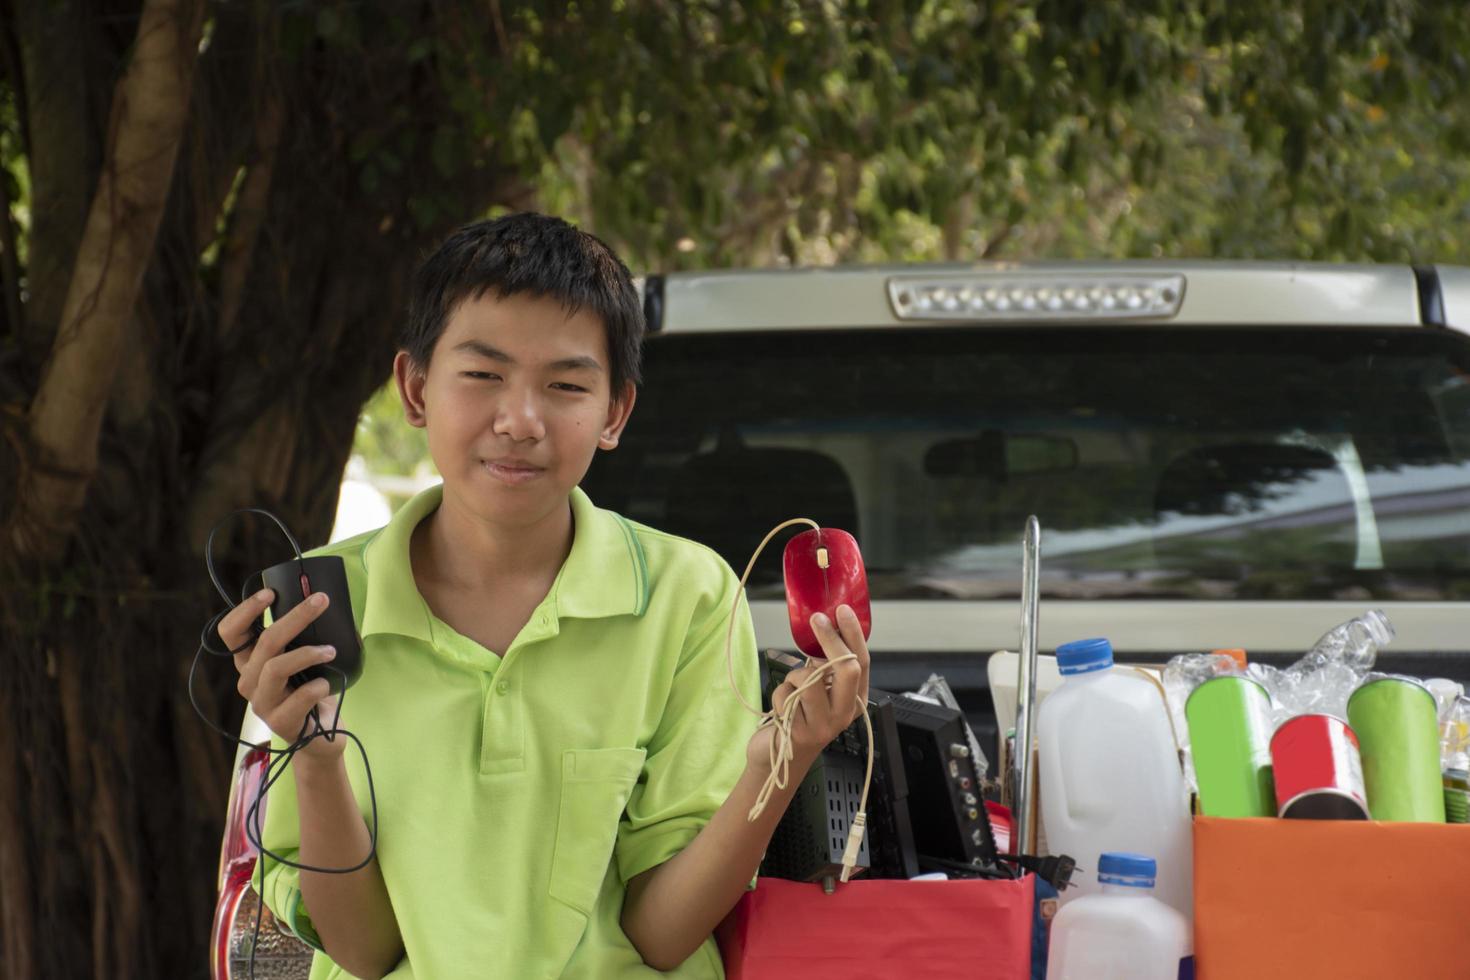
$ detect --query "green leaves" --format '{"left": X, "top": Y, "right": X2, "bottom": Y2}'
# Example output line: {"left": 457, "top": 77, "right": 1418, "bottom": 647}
{"left": 81, "top": 1, "right": 1470, "bottom": 282}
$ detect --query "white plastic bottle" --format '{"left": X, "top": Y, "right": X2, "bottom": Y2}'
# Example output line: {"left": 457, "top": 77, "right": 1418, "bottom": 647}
{"left": 1037, "top": 637, "right": 1192, "bottom": 923}
{"left": 1045, "top": 852, "right": 1190, "bottom": 980}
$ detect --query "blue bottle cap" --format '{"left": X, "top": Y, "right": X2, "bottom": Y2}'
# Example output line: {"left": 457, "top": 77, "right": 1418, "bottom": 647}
{"left": 1055, "top": 637, "right": 1114, "bottom": 676}
{"left": 1098, "top": 852, "right": 1156, "bottom": 887}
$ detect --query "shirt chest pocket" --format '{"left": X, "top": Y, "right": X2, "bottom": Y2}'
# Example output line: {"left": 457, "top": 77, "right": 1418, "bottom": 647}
{"left": 548, "top": 746, "right": 647, "bottom": 916}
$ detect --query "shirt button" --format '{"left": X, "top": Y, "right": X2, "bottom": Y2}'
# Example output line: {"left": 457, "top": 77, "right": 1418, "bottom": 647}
{"left": 497, "top": 679, "right": 511, "bottom": 695}
{"left": 537, "top": 613, "right": 549, "bottom": 627}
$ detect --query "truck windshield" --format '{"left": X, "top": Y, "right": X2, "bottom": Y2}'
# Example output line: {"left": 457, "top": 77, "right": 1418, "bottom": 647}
{"left": 582, "top": 326, "right": 1470, "bottom": 601}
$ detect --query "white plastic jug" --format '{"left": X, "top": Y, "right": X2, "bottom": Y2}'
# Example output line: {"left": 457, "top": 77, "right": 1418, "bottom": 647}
{"left": 1045, "top": 852, "right": 1190, "bottom": 980}
{"left": 1037, "top": 637, "right": 1192, "bottom": 923}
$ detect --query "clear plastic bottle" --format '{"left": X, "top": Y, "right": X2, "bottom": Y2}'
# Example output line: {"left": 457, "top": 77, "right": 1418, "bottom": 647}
{"left": 1037, "top": 638, "right": 1192, "bottom": 924}
{"left": 1046, "top": 853, "right": 1190, "bottom": 980}
{"left": 1442, "top": 696, "right": 1470, "bottom": 770}
{"left": 1288, "top": 609, "right": 1394, "bottom": 676}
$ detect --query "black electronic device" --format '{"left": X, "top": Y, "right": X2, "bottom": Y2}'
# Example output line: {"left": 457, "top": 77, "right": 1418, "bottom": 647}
{"left": 760, "top": 745, "right": 871, "bottom": 883}
{"left": 890, "top": 693, "right": 1001, "bottom": 871}
{"left": 757, "top": 651, "right": 919, "bottom": 883}
{"left": 860, "top": 690, "right": 921, "bottom": 879}
{"left": 248, "top": 554, "right": 363, "bottom": 694}
{"left": 192, "top": 507, "right": 378, "bottom": 980}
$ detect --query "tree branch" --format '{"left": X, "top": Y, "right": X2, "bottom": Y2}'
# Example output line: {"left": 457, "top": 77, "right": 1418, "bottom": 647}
{"left": 0, "top": 154, "right": 24, "bottom": 340}
{"left": 0, "top": 0, "right": 26, "bottom": 339}
{"left": 184, "top": 397, "right": 295, "bottom": 553}
{"left": 13, "top": 0, "right": 96, "bottom": 362}
{"left": 941, "top": 191, "right": 976, "bottom": 261}
{"left": 216, "top": 93, "right": 283, "bottom": 343}
{"left": 10, "top": 0, "right": 207, "bottom": 562}
{"left": 0, "top": 0, "right": 31, "bottom": 155}
{"left": 980, "top": 219, "right": 1016, "bottom": 259}
{"left": 190, "top": 1, "right": 275, "bottom": 251}
{"left": 0, "top": 674, "right": 36, "bottom": 980}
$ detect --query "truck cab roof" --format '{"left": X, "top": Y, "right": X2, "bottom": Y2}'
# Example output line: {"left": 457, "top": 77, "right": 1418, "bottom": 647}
{"left": 645, "top": 261, "right": 1470, "bottom": 333}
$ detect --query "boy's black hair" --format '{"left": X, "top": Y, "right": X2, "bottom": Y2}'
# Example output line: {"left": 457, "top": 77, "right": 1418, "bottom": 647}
{"left": 401, "top": 212, "right": 644, "bottom": 393}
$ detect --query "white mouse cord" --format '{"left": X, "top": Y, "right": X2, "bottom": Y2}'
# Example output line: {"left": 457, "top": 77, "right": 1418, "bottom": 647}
{"left": 724, "top": 518, "right": 875, "bottom": 883}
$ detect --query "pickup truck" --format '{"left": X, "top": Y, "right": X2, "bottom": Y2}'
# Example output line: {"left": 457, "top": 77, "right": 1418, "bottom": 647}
{"left": 212, "top": 259, "right": 1470, "bottom": 977}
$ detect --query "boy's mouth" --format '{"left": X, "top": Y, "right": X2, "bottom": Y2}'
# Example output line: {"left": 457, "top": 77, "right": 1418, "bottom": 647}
{"left": 481, "top": 458, "right": 545, "bottom": 485}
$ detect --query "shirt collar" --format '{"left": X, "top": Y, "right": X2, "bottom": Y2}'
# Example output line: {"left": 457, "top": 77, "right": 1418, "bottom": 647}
{"left": 359, "top": 482, "right": 648, "bottom": 642}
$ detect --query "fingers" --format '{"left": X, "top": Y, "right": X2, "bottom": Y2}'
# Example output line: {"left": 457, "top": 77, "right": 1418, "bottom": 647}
{"left": 809, "top": 610, "right": 849, "bottom": 662}
{"left": 772, "top": 669, "right": 819, "bottom": 730}
{"left": 261, "top": 645, "right": 337, "bottom": 696}
{"left": 780, "top": 663, "right": 836, "bottom": 740}
{"left": 222, "top": 588, "right": 276, "bottom": 670}
{"left": 241, "top": 644, "right": 336, "bottom": 707}
{"left": 812, "top": 607, "right": 868, "bottom": 726}
{"left": 834, "top": 604, "right": 870, "bottom": 710}
{"left": 772, "top": 606, "right": 874, "bottom": 755}
{"left": 273, "top": 677, "right": 334, "bottom": 733}
{"left": 239, "top": 592, "right": 331, "bottom": 696}
{"left": 770, "top": 671, "right": 801, "bottom": 721}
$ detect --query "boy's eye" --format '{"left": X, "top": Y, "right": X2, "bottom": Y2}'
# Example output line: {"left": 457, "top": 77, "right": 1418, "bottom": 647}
{"left": 461, "top": 371, "right": 500, "bottom": 381}
{"left": 551, "top": 383, "right": 589, "bottom": 393}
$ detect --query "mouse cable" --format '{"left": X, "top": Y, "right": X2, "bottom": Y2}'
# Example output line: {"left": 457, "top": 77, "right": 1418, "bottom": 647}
{"left": 188, "top": 507, "right": 380, "bottom": 979}
{"left": 723, "top": 517, "right": 875, "bottom": 884}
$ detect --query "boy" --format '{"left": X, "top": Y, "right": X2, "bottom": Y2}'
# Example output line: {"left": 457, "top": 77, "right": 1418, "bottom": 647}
{"left": 218, "top": 213, "right": 870, "bottom": 978}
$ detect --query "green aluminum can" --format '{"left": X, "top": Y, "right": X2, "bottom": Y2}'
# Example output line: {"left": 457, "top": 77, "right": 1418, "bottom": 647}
{"left": 1444, "top": 769, "right": 1469, "bottom": 824}
{"left": 1185, "top": 675, "right": 1277, "bottom": 818}
{"left": 1346, "top": 677, "right": 1446, "bottom": 823}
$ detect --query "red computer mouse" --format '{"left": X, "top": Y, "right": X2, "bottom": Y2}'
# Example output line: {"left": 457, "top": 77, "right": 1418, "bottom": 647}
{"left": 783, "top": 527, "right": 872, "bottom": 660}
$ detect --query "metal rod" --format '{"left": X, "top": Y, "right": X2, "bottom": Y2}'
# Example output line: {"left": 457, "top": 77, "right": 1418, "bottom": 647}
{"left": 1014, "top": 516, "right": 1042, "bottom": 855}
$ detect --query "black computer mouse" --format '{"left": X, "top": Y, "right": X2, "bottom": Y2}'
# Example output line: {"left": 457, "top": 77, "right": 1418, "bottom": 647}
{"left": 245, "top": 555, "right": 364, "bottom": 695}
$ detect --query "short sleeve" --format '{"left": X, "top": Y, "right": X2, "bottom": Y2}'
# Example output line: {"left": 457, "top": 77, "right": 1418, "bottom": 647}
{"left": 253, "top": 737, "right": 326, "bottom": 952}
{"left": 615, "top": 566, "right": 761, "bottom": 886}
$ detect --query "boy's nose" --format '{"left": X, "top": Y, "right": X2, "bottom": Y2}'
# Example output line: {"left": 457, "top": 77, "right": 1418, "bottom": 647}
{"left": 492, "top": 388, "right": 547, "bottom": 442}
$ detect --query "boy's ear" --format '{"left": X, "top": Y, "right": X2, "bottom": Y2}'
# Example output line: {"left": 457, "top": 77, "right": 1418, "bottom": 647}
{"left": 393, "top": 351, "right": 429, "bottom": 428}
{"left": 598, "top": 383, "right": 637, "bottom": 450}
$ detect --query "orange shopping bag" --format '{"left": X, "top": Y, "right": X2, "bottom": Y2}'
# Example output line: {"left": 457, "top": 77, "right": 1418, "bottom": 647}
{"left": 717, "top": 876, "right": 1035, "bottom": 980}
{"left": 1194, "top": 816, "right": 1470, "bottom": 979}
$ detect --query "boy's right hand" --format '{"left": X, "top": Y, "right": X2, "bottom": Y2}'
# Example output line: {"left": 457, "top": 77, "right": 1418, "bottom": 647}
{"left": 219, "top": 588, "right": 347, "bottom": 761}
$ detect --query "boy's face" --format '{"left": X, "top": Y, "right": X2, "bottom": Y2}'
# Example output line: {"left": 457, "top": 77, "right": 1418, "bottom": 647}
{"left": 394, "top": 290, "right": 635, "bottom": 530}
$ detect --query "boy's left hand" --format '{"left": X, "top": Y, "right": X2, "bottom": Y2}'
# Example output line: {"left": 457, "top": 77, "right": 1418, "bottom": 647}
{"left": 747, "top": 603, "right": 871, "bottom": 776}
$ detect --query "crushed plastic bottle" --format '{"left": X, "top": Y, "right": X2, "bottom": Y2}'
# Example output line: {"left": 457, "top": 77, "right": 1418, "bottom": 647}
{"left": 1155, "top": 614, "right": 1396, "bottom": 790}
{"left": 1289, "top": 609, "right": 1394, "bottom": 675}
{"left": 1425, "top": 679, "right": 1466, "bottom": 724}
{"left": 1442, "top": 696, "right": 1470, "bottom": 771}
{"left": 1262, "top": 610, "right": 1396, "bottom": 724}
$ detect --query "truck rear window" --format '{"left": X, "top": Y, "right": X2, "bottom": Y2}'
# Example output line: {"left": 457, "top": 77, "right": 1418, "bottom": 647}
{"left": 582, "top": 326, "right": 1470, "bottom": 602}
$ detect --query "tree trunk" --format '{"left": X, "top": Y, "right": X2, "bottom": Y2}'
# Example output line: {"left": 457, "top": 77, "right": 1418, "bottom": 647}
{"left": 11, "top": 0, "right": 206, "bottom": 563}
{"left": 0, "top": 4, "right": 532, "bottom": 976}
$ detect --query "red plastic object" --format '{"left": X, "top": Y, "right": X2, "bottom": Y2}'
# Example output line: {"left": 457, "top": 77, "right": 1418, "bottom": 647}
{"left": 783, "top": 528, "right": 871, "bottom": 660}
{"left": 986, "top": 801, "right": 1014, "bottom": 855}
{"left": 212, "top": 746, "right": 269, "bottom": 978}
{"left": 211, "top": 860, "right": 256, "bottom": 979}
{"left": 718, "top": 876, "right": 1034, "bottom": 979}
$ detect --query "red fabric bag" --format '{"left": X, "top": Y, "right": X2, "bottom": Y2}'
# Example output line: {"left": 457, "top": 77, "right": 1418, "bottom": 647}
{"left": 716, "top": 876, "right": 1035, "bottom": 980}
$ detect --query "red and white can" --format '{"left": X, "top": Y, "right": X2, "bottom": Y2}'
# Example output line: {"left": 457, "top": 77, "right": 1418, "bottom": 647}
{"left": 1270, "top": 714, "right": 1370, "bottom": 820}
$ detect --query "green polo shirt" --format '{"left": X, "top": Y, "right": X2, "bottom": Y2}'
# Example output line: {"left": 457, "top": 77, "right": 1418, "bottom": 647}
{"left": 255, "top": 483, "right": 761, "bottom": 979}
